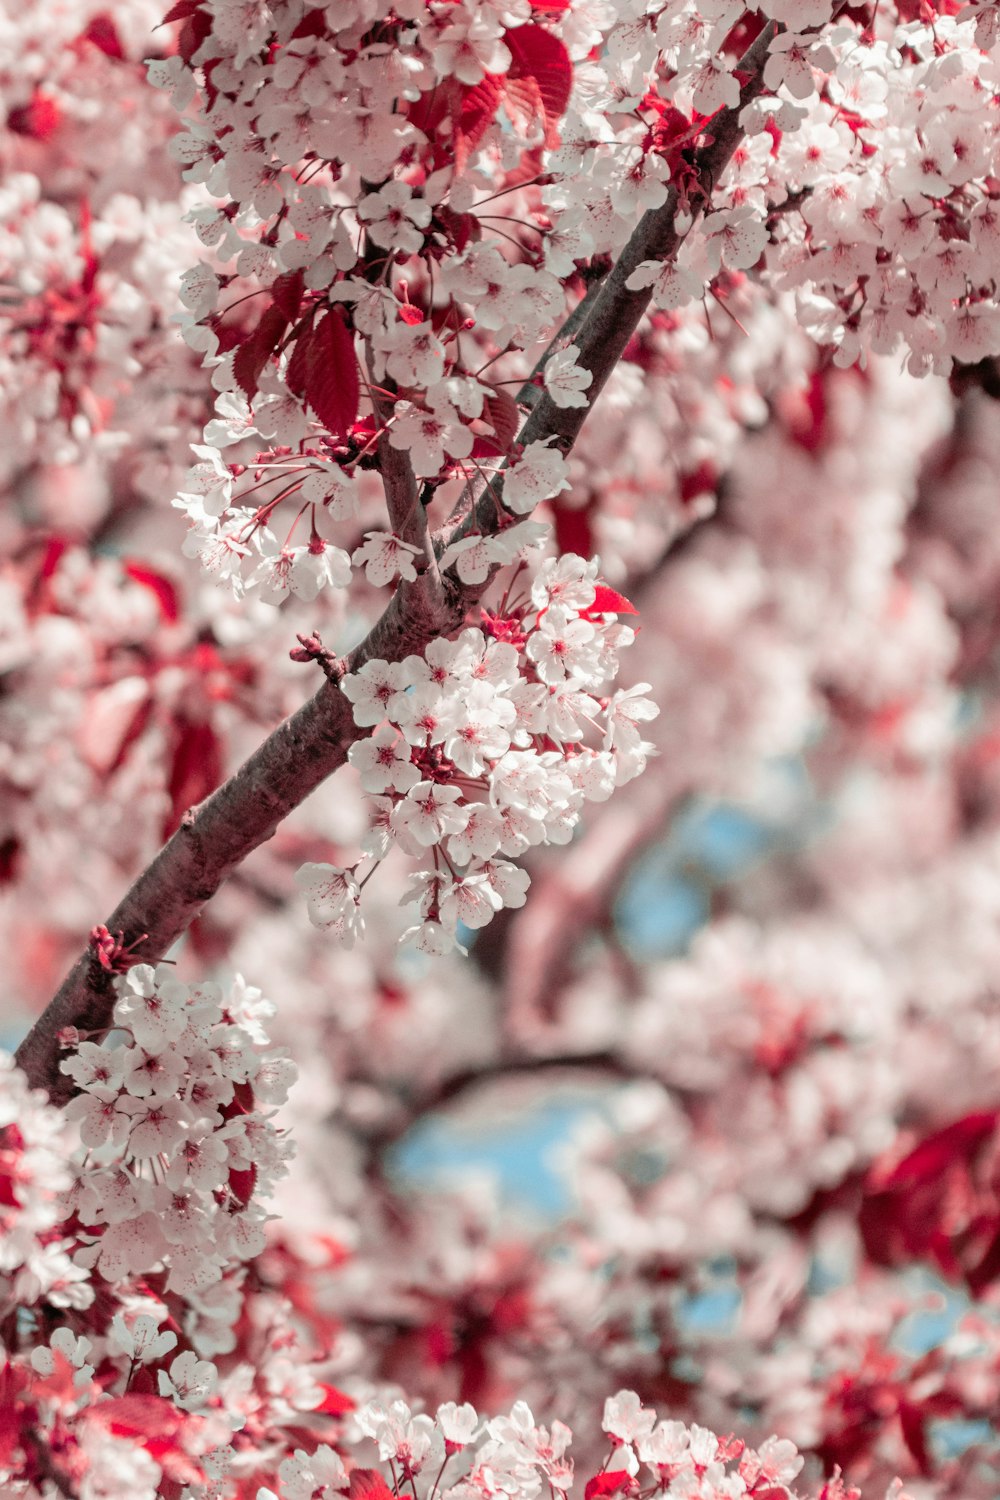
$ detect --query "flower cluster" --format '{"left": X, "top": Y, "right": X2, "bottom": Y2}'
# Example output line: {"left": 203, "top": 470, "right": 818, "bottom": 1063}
{"left": 161, "top": 0, "right": 1000, "bottom": 616}
{"left": 295, "top": 555, "right": 657, "bottom": 953}
{"left": 618, "top": 7, "right": 1000, "bottom": 373}
{"left": 252, "top": 1392, "right": 906, "bottom": 1500}
{"left": 59, "top": 965, "right": 295, "bottom": 1308}
{"left": 0, "top": 7, "right": 205, "bottom": 506}
{"left": 0, "top": 1051, "right": 89, "bottom": 1317}
{"left": 0, "top": 977, "right": 344, "bottom": 1497}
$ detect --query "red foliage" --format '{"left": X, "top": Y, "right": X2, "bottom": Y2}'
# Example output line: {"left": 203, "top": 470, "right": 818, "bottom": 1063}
{"left": 349, "top": 1469, "right": 395, "bottom": 1500}
{"left": 860, "top": 1111, "right": 1000, "bottom": 1293}
{"left": 584, "top": 1470, "right": 634, "bottom": 1500}
{"left": 582, "top": 585, "right": 639, "bottom": 619}
{"left": 504, "top": 25, "right": 573, "bottom": 148}
{"left": 301, "top": 311, "right": 360, "bottom": 441}
{"left": 164, "top": 719, "right": 224, "bottom": 838}
{"left": 123, "top": 561, "right": 180, "bottom": 624}
{"left": 79, "top": 13, "right": 127, "bottom": 59}
{"left": 482, "top": 387, "right": 521, "bottom": 452}
{"left": 234, "top": 302, "right": 291, "bottom": 402}
{"left": 8, "top": 91, "right": 62, "bottom": 141}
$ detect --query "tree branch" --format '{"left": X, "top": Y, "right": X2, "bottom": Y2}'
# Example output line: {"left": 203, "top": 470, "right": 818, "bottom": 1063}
{"left": 16, "top": 24, "right": 778, "bottom": 1098}
{"left": 458, "top": 21, "right": 779, "bottom": 538}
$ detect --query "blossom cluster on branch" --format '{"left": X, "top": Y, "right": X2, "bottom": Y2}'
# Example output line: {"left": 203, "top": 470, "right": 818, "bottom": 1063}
{"left": 5, "top": 0, "right": 1000, "bottom": 1498}
{"left": 299, "top": 557, "right": 657, "bottom": 952}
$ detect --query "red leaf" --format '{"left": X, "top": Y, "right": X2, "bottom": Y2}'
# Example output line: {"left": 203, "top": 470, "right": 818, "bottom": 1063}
{"left": 123, "top": 560, "right": 180, "bottom": 623}
{"left": 234, "top": 302, "right": 290, "bottom": 402}
{"left": 164, "top": 720, "right": 223, "bottom": 838}
{"left": 456, "top": 75, "right": 505, "bottom": 170}
{"left": 552, "top": 497, "right": 594, "bottom": 558}
{"left": 407, "top": 77, "right": 461, "bottom": 145}
{"left": 285, "top": 312, "right": 315, "bottom": 399}
{"left": 482, "top": 386, "right": 521, "bottom": 452}
{"left": 78, "top": 678, "right": 154, "bottom": 777}
{"left": 349, "top": 1470, "right": 395, "bottom": 1500}
{"left": 860, "top": 1111, "right": 1000, "bottom": 1288}
{"left": 878, "top": 1111, "right": 998, "bottom": 1188}
{"left": 0, "top": 837, "right": 21, "bottom": 885}
{"left": 229, "top": 1164, "right": 257, "bottom": 1207}
{"left": 585, "top": 1472, "right": 632, "bottom": 1500}
{"left": 304, "top": 311, "right": 359, "bottom": 440}
{"left": 80, "top": 13, "right": 126, "bottom": 59}
{"left": 269, "top": 269, "right": 305, "bottom": 322}
{"left": 585, "top": 584, "right": 640, "bottom": 617}
{"left": 504, "top": 25, "right": 572, "bottom": 146}
{"left": 898, "top": 1401, "right": 932, "bottom": 1476}
{"left": 226, "top": 1080, "right": 256, "bottom": 1116}
{"left": 433, "top": 204, "right": 480, "bottom": 255}
{"left": 8, "top": 91, "right": 62, "bottom": 141}
{"left": 0, "top": 1363, "right": 29, "bottom": 1468}
{"left": 289, "top": 7, "right": 329, "bottom": 39}
{"left": 316, "top": 1382, "right": 355, "bottom": 1415}
{"left": 160, "top": 0, "right": 202, "bottom": 23}
{"left": 88, "top": 1394, "right": 185, "bottom": 1440}
{"left": 177, "top": 6, "right": 212, "bottom": 64}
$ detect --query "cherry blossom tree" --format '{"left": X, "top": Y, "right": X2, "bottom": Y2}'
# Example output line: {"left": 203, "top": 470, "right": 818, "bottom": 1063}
{"left": 2, "top": 1, "right": 1000, "bottom": 1498}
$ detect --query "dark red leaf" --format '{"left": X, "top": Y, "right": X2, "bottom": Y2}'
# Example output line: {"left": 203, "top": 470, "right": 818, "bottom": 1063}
{"left": 177, "top": 6, "right": 212, "bottom": 64}
{"left": 876, "top": 1112, "right": 997, "bottom": 1189}
{"left": 164, "top": 720, "right": 223, "bottom": 838}
{"left": 456, "top": 75, "right": 505, "bottom": 170}
{"left": 898, "top": 1401, "right": 932, "bottom": 1475}
{"left": 349, "top": 1470, "right": 395, "bottom": 1500}
{"left": 160, "top": 0, "right": 202, "bottom": 23}
{"left": 316, "top": 1382, "right": 355, "bottom": 1415}
{"left": 269, "top": 269, "right": 305, "bottom": 322}
{"left": 8, "top": 91, "right": 62, "bottom": 141}
{"left": 289, "top": 7, "right": 329, "bottom": 39}
{"left": 0, "top": 1363, "right": 29, "bottom": 1468}
{"left": 234, "top": 302, "right": 290, "bottom": 402}
{"left": 471, "top": 434, "right": 505, "bottom": 460}
{"left": 228, "top": 1164, "right": 257, "bottom": 1207}
{"left": 123, "top": 560, "right": 180, "bottom": 623}
{"left": 88, "top": 1394, "right": 185, "bottom": 1440}
{"left": 586, "top": 584, "right": 640, "bottom": 617}
{"left": 585, "top": 1471, "right": 632, "bottom": 1500}
{"left": 483, "top": 386, "right": 521, "bottom": 452}
{"left": 504, "top": 25, "right": 572, "bottom": 145}
{"left": 552, "top": 497, "right": 594, "bottom": 558}
{"left": 407, "top": 77, "right": 461, "bottom": 145}
{"left": 434, "top": 204, "right": 480, "bottom": 255}
{"left": 80, "top": 13, "right": 126, "bottom": 59}
{"left": 304, "top": 310, "right": 359, "bottom": 440}
{"left": 226, "top": 1080, "right": 256, "bottom": 1116}
{"left": 967, "top": 1228, "right": 1000, "bottom": 1295}
{"left": 0, "top": 837, "right": 21, "bottom": 885}
{"left": 285, "top": 312, "right": 315, "bottom": 398}
{"left": 860, "top": 1111, "right": 1000, "bottom": 1289}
